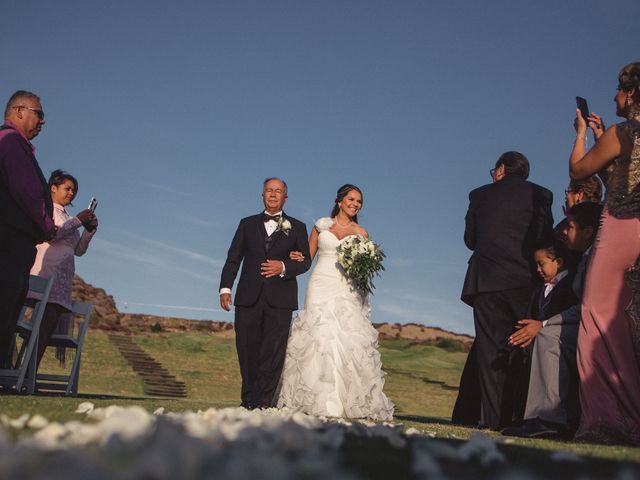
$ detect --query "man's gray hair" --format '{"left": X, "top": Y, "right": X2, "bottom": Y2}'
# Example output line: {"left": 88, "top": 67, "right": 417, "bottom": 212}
{"left": 4, "top": 90, "right": 40, "bottom": 118}
{"left": 263, "top": 177, "right": 288, "bottom": 195}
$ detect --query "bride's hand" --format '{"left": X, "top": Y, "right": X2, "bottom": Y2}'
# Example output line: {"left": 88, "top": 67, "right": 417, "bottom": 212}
{"left": 289, "top": 251, "right": 305, "bottom": 262}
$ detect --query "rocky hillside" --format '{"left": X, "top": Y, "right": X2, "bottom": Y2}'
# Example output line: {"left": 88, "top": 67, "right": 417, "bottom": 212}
{"left": 72, "top": 275, "right": 472, "bottom": 347}
{"left": 72, "top": 275, "right": 121, "bottom": 329}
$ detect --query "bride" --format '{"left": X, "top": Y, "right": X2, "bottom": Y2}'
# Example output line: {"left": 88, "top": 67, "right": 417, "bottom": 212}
{"left": 276, "top": 184, "right": 394, "bottom": 421}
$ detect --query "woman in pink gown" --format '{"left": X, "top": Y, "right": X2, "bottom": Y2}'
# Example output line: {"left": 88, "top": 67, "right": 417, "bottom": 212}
{"left": 569, "top": 62, "right": 640, "bottom": 445}
{"left": 28, "top": 170, "right": 97, "bottom": 367}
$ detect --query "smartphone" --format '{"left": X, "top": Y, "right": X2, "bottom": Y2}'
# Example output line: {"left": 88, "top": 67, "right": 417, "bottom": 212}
{"left": 576, "top": 96, "right": 590, "bottom": 122}
{"left": 88, "top": 197, "right": 98, "bottom": 212}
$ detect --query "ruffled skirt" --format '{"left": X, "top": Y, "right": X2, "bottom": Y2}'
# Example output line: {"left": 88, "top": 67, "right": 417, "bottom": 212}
{"left": 276, "top": 293, "right": 394, "bottom": 421}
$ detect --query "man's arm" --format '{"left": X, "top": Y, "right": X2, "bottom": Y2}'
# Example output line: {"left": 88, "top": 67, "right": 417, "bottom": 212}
{"left": 463, "top": 197, "right": 476, "bottom": 250}
{"left": 219, "top": 221, "right": 245, "bottom": 309}
{"left": 533, "top": 187, "right": 554, "bottom": 245}
{"left": 282, "top": 222, "right": 311, "bottom": 278}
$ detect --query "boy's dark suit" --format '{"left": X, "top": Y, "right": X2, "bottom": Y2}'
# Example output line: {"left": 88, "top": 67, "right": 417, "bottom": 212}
{"left": 523, "top": 250, "right": 591, "bottom": 428}
{"left": 527, "top": 273, "right": 578, "bottom": 323}
{"left": 220, "top": 212, "right": 311, "bottom": 408}
{"left": 511, "top": 271, "right": 579, "bottom": 422}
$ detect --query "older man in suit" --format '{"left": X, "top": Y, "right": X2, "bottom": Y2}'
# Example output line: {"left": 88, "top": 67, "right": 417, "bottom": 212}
{"left": 220, "top": 178, "right": 311, "bottom": 409}
{"left": 457, "top": 151, "right": 554, "bottom": 430}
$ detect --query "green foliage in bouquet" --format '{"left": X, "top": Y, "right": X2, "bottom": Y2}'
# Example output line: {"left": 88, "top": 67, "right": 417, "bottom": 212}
{"left": 336, "top": 235, "right": 386, "bottom": 295}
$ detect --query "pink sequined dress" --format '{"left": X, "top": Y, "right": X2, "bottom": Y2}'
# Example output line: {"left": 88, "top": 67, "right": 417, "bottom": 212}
{"left": 576, "top": 119, "right": 640, "bottom": 445}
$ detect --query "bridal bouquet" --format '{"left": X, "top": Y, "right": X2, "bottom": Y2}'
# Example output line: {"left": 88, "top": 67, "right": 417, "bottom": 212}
{"left": 336, "top": 235, "right": 385, "bottom": 295}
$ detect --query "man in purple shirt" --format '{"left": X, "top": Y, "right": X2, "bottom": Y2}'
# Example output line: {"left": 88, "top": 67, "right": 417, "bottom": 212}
{"left": 0, "top": 90, "right": 55, "bottom": 369}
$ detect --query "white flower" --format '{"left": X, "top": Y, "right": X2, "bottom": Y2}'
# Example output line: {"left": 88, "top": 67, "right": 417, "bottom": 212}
{"left": 277, "top": 218, "right": 292, "bottom": 235}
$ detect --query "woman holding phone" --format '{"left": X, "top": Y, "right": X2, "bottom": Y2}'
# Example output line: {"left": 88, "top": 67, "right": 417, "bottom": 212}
{"left": 28, "top": 169, "right": 98, "bottom": 368}
{"left": 569, "top": 62, "right": 640, "bottom": 445}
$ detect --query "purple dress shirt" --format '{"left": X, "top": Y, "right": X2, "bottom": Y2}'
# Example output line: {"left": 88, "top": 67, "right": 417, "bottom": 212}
{"left": 0, "top": 120, "right": 54, "bottom": 240}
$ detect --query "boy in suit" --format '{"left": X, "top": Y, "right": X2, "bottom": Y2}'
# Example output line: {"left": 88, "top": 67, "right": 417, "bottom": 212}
{"left": 504, "top": 202, "right": 603, "bottom": 438}
{"left": 507, "top": 240, "right": 578, "bottom": 423}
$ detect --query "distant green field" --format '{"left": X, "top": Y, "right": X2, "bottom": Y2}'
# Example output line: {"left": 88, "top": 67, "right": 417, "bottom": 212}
{"left": 2, "top": 330, "right": 639, "bottom": 465}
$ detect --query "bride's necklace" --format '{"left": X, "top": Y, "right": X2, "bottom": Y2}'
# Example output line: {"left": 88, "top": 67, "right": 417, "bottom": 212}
{"left": 335, "top": 216, "right": 353, "bottom": 227}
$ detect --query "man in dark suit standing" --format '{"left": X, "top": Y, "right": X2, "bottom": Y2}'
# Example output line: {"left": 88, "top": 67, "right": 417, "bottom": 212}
{"left": 220, "top": 178, "right": 311, "bottom": 409}
{"left": 457, "top": 151, "right": 554, "bottom": 430}
{"left": 0, "top": 90, "right": 55, "bottom": 368}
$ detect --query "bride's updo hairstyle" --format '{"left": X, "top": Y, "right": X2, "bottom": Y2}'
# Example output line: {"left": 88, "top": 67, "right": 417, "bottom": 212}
{"left": 331, "top": 184, "right": 363, "bottom": 223}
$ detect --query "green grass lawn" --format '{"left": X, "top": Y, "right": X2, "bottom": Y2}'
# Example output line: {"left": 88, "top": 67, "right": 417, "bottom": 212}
{"left": 1, "top": 330, "right": 639, "bottom": 466}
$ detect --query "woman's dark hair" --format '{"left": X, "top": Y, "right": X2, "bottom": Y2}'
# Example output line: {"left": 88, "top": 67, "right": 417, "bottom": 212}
{"left": 495, "top": 151, "right": 529, "bottom": 179}
{"left": 330, "top": 184, "right": 363, "bottom": 223}
{"left": 568, "top": 176, "right": 603, "bottom": 203}
{"left": 48, "top": 169, "right": 78, "bottom": 202}
{"left": 618, "top": 62, "right": 640, "bottom": 106}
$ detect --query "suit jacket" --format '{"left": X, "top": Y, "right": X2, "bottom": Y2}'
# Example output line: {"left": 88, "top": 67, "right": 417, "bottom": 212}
{"left": 461, "top": 174, "right": 554, "bottom": 306}
{"left": 219, "top": 213, "right": 311, "bottom": 310}
{"left": 526, "top": 272, "right": 578, "bottom": 322}
{"left": 544, "top": 249, "right": 591, "bottom": 327}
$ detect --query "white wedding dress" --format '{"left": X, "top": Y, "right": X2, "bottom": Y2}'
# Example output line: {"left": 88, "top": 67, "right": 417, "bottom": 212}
{"left": 276, "top": 217, "right": 394, "bottom": 421}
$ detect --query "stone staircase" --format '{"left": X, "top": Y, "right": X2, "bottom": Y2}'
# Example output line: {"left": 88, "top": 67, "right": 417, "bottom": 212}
{"left": 109, "top": 335, "right": 187, "bottom": 398}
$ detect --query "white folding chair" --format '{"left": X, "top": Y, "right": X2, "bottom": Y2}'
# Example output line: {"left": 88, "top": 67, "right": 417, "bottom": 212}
{"left": 35, "top": 301, "right": 93, "bottom": 396}
{"left": 0, "top": 274, "right": 54, "bottom": 394}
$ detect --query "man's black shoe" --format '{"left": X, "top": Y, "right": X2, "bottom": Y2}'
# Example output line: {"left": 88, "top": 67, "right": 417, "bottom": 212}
{"left": 501, "top": 418, "right": 563, "bottom": 439}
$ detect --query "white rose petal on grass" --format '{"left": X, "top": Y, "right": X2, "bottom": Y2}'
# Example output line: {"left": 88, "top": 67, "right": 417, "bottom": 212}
{"left": 26, "top": 414, "right": 49, "bottom": 430}
{"left": 97, "top": 406, "right": 155, "bottom": 444}
{"left": 153, "top": 407, "right": 165, "bottom": 415}
{"left": 87, "top": 404, "right": 124, "bottom": 421}
{"left": 457, "top": 432, "right": 506, "bottom": 466}
{"left": 8, "top": 414, "right": 30, "bottom": 429}
{"left": 0, "top": 414, "right": 11, "bottom": 428}
{"left": 75, "top": 402, "right": 95, "bottom": 415}
{"left": 30, "top": 422, "right": 67, "bottom": 449}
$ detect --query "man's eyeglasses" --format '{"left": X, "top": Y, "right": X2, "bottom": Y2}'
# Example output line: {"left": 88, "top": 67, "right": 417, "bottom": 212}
{"left": 489, "top": 168, "right": 496, "bottom": 177}
{"left": 13, "top": 105, "right": 45, "bottom": 120}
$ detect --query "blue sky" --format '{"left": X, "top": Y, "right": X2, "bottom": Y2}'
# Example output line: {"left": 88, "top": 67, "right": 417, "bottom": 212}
{"left": 2, "top": 1, "right": 638, "bottom": 335}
